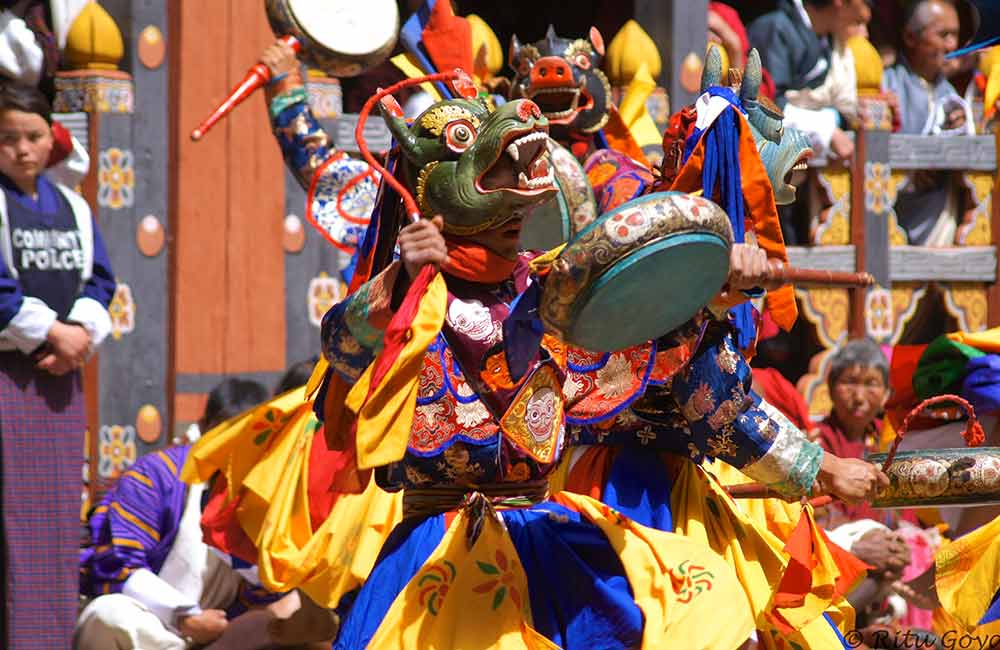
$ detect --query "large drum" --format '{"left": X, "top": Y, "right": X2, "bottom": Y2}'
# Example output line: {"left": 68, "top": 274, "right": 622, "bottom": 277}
{"left": 540, "top": 191, "right": 733, "bottom": 352}
{"left": 867, "top": 447, "right": 1000, "bottom": 508}
{"left": 266, "top": 0, "right": 399, "bottom": 78}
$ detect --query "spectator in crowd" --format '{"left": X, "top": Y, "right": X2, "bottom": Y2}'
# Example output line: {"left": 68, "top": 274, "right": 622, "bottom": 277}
{"left": 709, "top": 2, "right": 777, "bottom": 99}
{"left": 748, "top": 0, "right": 871, "bottom": 161}
{"left": 74, "top": 377, "right": 324, "bottom": 650}
{"left": 885, "top": 0, "right": 971, "bottom": 135}
{"left": 273, "top": 356, "right": 318, "bottom": 396}
{"left": 814, "top": 339, "right": 934, "bottom": 628}
{"left": 884, "top": 0, "right": 972, "bottom": 245}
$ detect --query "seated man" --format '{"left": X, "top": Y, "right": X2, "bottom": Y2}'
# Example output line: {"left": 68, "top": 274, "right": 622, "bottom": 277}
{"left": 75, "top": 377, "right": 287, "bottom": 650}
{"left": 884, "top": 0, "right": 973, "bottom": 245}
{"left": 748, "top": 0, "right": 871, "bottom": 161}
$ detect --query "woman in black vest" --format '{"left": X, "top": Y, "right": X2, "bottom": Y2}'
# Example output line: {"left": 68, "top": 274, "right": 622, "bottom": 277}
{"left": 0, "top": 81, "right": 115, "bottom": 650}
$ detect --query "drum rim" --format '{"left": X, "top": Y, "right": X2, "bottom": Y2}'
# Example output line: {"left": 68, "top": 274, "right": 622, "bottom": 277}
{"left": 266, "top": 0, "right": 400, "bottom": 74}
{"left": 567, "top": 189, "right": 732, "bottom": 246}
{"left": 564, "top": 231, "right": 731, "bottom": 351}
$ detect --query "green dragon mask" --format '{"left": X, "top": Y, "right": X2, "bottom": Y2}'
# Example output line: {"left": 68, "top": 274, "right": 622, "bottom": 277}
{"left": 380, "top": 96, "right": 559, "bottom": 235}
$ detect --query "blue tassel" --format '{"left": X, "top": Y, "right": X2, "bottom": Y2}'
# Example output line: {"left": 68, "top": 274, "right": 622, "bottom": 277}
{"left": 682, "top": 87, "right": 759, "bottom": 350}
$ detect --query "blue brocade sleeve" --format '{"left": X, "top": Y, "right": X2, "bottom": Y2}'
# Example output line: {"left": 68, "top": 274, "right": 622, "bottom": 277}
{"left": 320, "top": 262, "right": 404, "bottom": 383}
{"left": 270, "top": 85, "right": 338, "bottom": 191}
{"left": 666, "top": 324, "right": 823, "bottom": 497}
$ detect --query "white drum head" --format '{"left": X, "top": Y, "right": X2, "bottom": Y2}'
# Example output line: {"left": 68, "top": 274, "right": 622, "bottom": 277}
{"left": 290, "top": 0, "right": 398, "bottom": 56}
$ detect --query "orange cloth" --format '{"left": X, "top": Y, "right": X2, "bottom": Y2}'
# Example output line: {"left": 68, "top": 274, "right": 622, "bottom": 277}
{"left": 670, "top": 107, "right": 798, "bottom": 332}
{"left": 602, "top": 106, "right": 650, "bottom": 167}
{"left": 442, "top": 238, "right": 518, "bottom": 283}
{"left": 421, "top": 0, "right": 473, "bottom": 76}
{"left": 561, "top": 446, "right": 617, "bottom": 500}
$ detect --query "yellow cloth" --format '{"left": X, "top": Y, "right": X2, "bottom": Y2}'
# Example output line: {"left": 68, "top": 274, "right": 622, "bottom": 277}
{"left": 701, "top": 461, "right": 859, "bottom": 636}
{"left": 980, "top": 47, "right": 1000, "bottom": 120}
{"left": 671, "top": 462, "right": 786, "bottom": 627}
{"left": 618, "top": 61, "right": 664, "bottom": 149}
{"left": 935, "top": 514, "right": 1000, "bottom": 631}
{"left": 846, "top": 35, "right": 883, "bottom": 94}
{"left": 390, "top": 53, "right": 444, "bottom": 102}
{"left": 346, "top": 272, "right": 447, "bottom": 470}
{"left": 369, "top": 492, "right": 753, "bottom": 649}
{"left": 367, "top": 508, "right": 555, "bottom": 650}
{"left": 467, "top": 14, "right": 502, "bottom": 80}
{"left": 947, "top": 326, "right": 1000, "bottom": 354}
{"left": 182, "top": 391, "right": 403, "bottom": 607}
{"left": 305, "top": 357, "right": 329, "bottom": 399}
{"left": 558, "top": 492, "right": 754, "bottom": 650}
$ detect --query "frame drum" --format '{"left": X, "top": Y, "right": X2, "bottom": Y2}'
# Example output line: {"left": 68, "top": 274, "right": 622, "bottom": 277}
{"left": 540, "top": 191, "right": 733, "bottom": 352}
{"left": 266, "top": 0, "right": 399, "bottom": 77}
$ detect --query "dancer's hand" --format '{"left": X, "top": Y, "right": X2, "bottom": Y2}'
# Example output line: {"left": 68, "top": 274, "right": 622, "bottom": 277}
{"left": 399, "top": 216, "right": 447, "bottom": 281}
{"left": 260, "top": 39, "right": 299, "bottom": 78}
{"left": 727, "top": 243, "right": 784, "bottom": 293}
{"left": 815, "top": 454, "right": 889, "bottom": 504}
{"left": 36, "top": 353, "right": 75, "bottom": 376}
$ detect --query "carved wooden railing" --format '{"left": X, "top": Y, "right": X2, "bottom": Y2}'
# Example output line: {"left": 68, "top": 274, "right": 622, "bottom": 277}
{"left": 790, "top": 131, "right": 999, "bottom": 416}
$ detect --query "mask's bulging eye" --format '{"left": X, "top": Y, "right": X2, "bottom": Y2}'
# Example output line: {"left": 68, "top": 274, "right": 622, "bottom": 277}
{"left": 445, "top": 120, "right": 477, "bottom": 153}
{"left": 574, "top": 53, "right": 591, "bottom": 70}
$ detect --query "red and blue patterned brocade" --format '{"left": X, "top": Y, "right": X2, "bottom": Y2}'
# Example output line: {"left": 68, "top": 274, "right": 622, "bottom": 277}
{"left": 79, "top": 446, "right": 190, "bottom": 595}
{"left": 319, "top": 254, "right": 821, "bottom": 497}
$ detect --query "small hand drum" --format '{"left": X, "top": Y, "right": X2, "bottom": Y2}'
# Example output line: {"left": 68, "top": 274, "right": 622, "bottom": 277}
{"left": 868, "top": 395, "right": 999, "bottom": 508}
{"left": 266, "top": 0, "right": 399, "bottom": 78}
{"left": 540, "top": 191, "right": 733, "bottom": 352}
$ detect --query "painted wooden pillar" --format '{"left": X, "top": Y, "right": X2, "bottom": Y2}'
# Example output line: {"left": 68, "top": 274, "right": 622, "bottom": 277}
{"left": 991, "top": 128, "right": 1000, "bottom": 327}
{"left": 633, "top": 0, "right": 707, "bottom": 110}
{"left": 170, "top": 0, "right": 287, "bottom": 434}
{"left": 54, "top": 8, "right": 151, "bottom": 497}
{"left": 855, "top": 130, "right": 892, "bottom": 342}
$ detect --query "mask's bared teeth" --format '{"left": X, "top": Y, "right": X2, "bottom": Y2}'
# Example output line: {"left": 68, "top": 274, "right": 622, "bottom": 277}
{"left": 507, "top": 143, "right": 519, "bottom": 163}
{"left": 518, "top": 171, "right": 530, "bottom": 189}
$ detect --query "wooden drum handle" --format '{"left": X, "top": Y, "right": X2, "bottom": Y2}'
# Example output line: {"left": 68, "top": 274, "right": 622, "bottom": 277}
{"left": 766, "top": 265, "right": 875, "bottom": 288}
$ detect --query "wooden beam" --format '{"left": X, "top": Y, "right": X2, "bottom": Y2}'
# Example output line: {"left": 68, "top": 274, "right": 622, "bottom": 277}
{"left": 990, "top": 128, "right": 1000, "bottom": 327}
{"left": 889, "top": 134, "right": 996, "bottom": 171}
{"left": 634, "top": 0, "right": 707, "bottom": 109}
{"left": 786, "top": 245, "right": 856, "bottom": 272}
{"left": 890, "top": 246, "right": 997, "bottom": 282}
{"left": 850, "top": 130, "right": 867, "bottom": 338}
